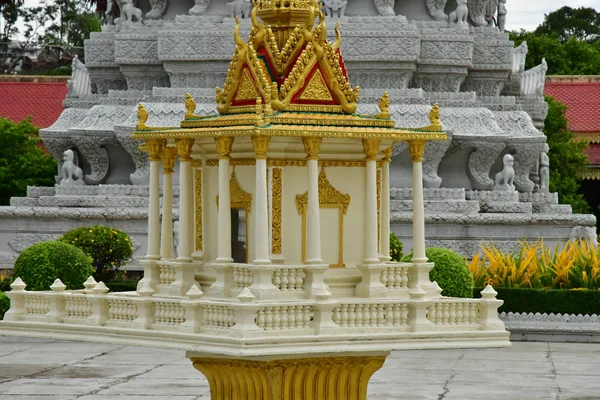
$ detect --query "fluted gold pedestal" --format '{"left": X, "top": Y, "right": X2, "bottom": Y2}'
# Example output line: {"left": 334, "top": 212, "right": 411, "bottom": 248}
{"left": 187, "top": 351, "right": 389, "bottom": 400}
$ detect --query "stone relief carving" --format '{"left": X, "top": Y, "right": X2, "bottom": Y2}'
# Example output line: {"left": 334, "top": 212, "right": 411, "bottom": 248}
{"left": 497, "top": 0, "right": 507, "bottom": 32}
{"left": 521, "top": 58, "right": 547, "bottom": 97}
{"left": 115, "top": 128, "right": 150, "bottom": 185}
{"left": 72, "top": 135, "right": 115, "bottom": 185}
{"left": 510, "top": 142, "right": 545, "bottom": 193}
{"left": 484, "top": 0, "right": 498, "bottom": 27}
{"left": 511, "top": 42, "right": 528, "bottom": 74}
{"left": 60, "top": 149, "right": 85, "bottom": 186}
{"left": 106, "top": 0, "right": 143, "bottom": 25}
{"left": 146, "top": 0, "right": 169, "bottom": 20}
{"left": 467, "top": 0, "right": 491, "bottom": 27}
{"left": 8, "top": 234, "right": 61, "bottom": 253}
{"left": 423, "top": 137, "right": 452, "bottom": 188}
{"left": 467, "top": 141, "right": 505, "bottom": 190}
{"left": 493, "top": 111, "right": 541, "bottom": 137}
{"left": 189, "top": 0, "right": 210, "bottom": 16}
{"left": 448, "top": 0, "right": 469, "bottom": 27}
{"left": 571, "top": 226, "right": 599, "bottom": 248}
{"left": 426, "top": 0, "right": 448, "bottom": 21}
{"left": 42, "top": 137, "right": 75, "bottom": 167}
{"left": 227, "top": 0, "right": 252, "bottom": 19}
{"left": 539, "top": 143, "right": 550, "bottom": 194}
{"left": 493, "top": 154, "right": 515, "bottom": 191}
{"left": 374, "top": 0, "right": 395, "bottom": 16}
{"left": 67, "top": 56, "right": 92, "bottom": 98}
{"left": 323, "top": 0, "right": 348, "bottom": 18}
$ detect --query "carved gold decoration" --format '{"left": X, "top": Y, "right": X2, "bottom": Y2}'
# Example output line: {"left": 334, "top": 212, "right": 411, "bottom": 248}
{"left": 409, "top": 140, "right": 427, "bottom": 163}
{"left": 191, "top": 160, "right": 203, "bottom": 168}
{"left": 216, "top": 168, "right": 253, "bottom": 214}
{"left": 376, "top": 91, "right": 390, "bottom": 119}
{"left": 296, "top": 168, "right": 350, "bottom": 268}
{"left": 298, "top": 70, "right": 333, "bottom": 101}
{"left": 195, "top": 168, "right": 203, "bottom": 252}
{"left": 302, "top": 137, "right": 322, "bottom": 160}
{"left": 205, "top": 159, "right": 386, "bottom": 168}
{"left": 145, "top": 138, "right": 164, "bottom": 162}
{"left": 377, "top": 168, "right": 381, "bottom": 249}
{"left": 137, "top": 104, "right": 149, "bottom": 130}
{"left": 176, "top": 138, "right": 195, "bottom": 162}
{"left": 423, "top": 103, "right": 442, "bottom": 131}
{"left": 215, "top": 136, "right": 234, "bottom": 160}
{"left": 252, "top": 136, "right": 270, "bottom": 159}
{"left": 185, "top": 93, "right": 199, "bottom": 120}
{"left": 236, "top": 69, "right": 259, "bottom": 101}
{"left": 579, "top": 168, "right": 600, "bottom": 181}
{"left": 382, "top": 146, "right": 393, "bottom": 163}
{"left": 190, "top": 353, "right": 387, "bottom": 400}
{"left": 255, "top": 97, "right": 265, "bottom": 126}
{"left": 271, "top": 168, "right": 282, "bottom": 255}
{"left": 160, "top": 146, "right": 177, "bottom": 174}
{"left": 362, "top": 139, "right": 381, "bottom": 162}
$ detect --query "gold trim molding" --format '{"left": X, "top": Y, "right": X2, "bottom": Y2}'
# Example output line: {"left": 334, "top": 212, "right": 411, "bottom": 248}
{"left": 271, "top": 168, "right": 282, "bottom": 255}
{"left": 205, "top": 159, "right": 384, "bottom": 168}
{"left": 216, "top": 169, "right": 253, "bottom": 212}
{"left": 195, "top": 169, "right": 203, "bottom": 252}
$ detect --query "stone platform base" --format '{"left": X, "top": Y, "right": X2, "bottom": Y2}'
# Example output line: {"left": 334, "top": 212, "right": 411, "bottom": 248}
{"left": 188, "top": 352, "right": 388, "bottom": 400}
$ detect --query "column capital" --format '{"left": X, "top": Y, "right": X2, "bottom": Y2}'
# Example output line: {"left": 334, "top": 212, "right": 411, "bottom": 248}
{"left": 382, "top": 146, "right": 393, "bottom": 163}
{"left": 251, "top": 135, "right": 271, "bottom": 160}
{"left": 362, "top": 139, "right": 381, "bottom": 162}
{"left": 215, "top": 136, "right": 234, "bottom": 160}
{"left": 408, "top": 140, "right": 426, "bottom": 162}
{"left": 160, "top": 146, "right": 177, "bottom": 174}
{"left": 302, "top": 137, "right": 322, "bottom": 160}
{"left": 145, "top": 139, "right": 164, "bottom": 162}
{"left": 176, "top": 138, "right": 195, "bottom": 162}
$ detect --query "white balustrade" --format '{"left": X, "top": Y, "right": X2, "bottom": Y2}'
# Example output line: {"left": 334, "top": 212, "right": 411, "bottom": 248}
{"left": 159, "top": 264, "right": 177, "bottom": 286}
{"left": 154, "top": 301, "right": 186, "bottom": 327}
{"left": 233, "top": 266, "right": 254, "bottom": 289}
{"left": 332, "top": 303, "right": 408, "bottom": 327}
{"left": 108, "top": 299, "right": 138, "bottom": 322}
{"left": 272, "top": 268, "right": 305, "bottom": 291}
{"left": 64, "top": 295, "right": 93, "bottom": 320}
{"left": 427, "top": 301, "right": 479, "bottom": 325}
{"left": 202, "top": 305, "right": 236, "bottom": 329}
{"left": 380, "top": 266, "right": 410, "bottom": 289}
{"left": 256, "top": 305, "right": 313, "bottom": 330}
{"left": 24, "top": 294, "right": 50, "bottom": 316}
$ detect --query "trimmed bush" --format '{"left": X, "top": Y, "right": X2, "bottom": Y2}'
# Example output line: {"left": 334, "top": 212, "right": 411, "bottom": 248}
{"left": 390, "top": 233, "right": 403, "bottom": 262}
{"left": 58, "top": 226, "right": 134, "bottom": 282}
{"left": 0, "top": 280, "right": 9, "bottom": 293}
{"left": 0, "top": 292, "right": 9, "bottom": 320}
{"left": 106, "top": 280, "right": 139, "bottom": 293}
{"left": 13, "top": 241, "right": 94, "bottom": 291}
{"left": 473, "top": 287, "right": 600, "bottom": 316}
{"left": 403, "top": 248, "right": 473, "bottom": 298}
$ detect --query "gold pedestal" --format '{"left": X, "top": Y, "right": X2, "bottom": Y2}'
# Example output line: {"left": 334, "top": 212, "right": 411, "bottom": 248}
{"left": 188, "top": 351, "right": 389, "bottom": 400}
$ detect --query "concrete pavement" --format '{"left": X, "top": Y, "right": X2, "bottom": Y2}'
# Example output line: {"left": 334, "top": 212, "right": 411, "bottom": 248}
{"left": 0, "top": 336, "right": 599, "bottom": 399}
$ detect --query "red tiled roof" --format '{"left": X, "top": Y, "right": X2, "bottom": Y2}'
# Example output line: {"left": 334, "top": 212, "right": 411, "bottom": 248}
{"left": 545, "top": 81, "right": 600, "bottom": 134}
{"left": 0, "top": 82, "right": 68, "bottom": 128}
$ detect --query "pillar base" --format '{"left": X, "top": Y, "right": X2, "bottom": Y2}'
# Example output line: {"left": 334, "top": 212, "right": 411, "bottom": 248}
{"left": 187, "top": 351, "right": 389, "bottom": 400}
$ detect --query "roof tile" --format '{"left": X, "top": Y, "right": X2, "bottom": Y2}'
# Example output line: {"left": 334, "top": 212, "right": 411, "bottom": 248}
{"left": 0, "top": 82, "right": 68, "bottom": 128}
{"left": 545, "top": 82, "right": 600, "bottom": 134}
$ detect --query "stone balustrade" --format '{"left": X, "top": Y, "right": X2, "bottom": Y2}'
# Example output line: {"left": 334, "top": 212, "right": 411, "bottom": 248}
{"left": 380, "top": 264, "right": 410, "bottom": 289}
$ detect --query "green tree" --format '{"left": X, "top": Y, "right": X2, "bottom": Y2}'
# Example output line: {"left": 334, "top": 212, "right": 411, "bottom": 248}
{"left": 0, "top": 118, "right": 57, "bottom": 205}
{"left": 534, "top": 6, "right": 600, "bottom": 43}
{"left": 543, "top": 96, "right": 590, "bottom": 214}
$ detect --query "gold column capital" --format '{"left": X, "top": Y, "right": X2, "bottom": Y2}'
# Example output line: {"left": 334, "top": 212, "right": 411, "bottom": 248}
{"left": 382, "top": 146, "right": 393, "bottom": 163}
{"left": 252, "top": 135, "right": 271, "bottom": 159}
{"left": 215, "top": 136, "right": 234, "bottom": 160}
{"left": 160, "top": 146, "right": 177, "bottom": 174}
{"left": 408, "top": 140, "right": 426, "bottom": 162}
{"left": 176, "top": 138, "right": 195, "bottom": 162}
{"left": 145, "top": 138, "right": 164, "bottom": 162}
{"left": 362, "top": 139, "right": 381, "bottom": 162}
{"left": 302, "top": 137, "right": 322, "bottom": 160}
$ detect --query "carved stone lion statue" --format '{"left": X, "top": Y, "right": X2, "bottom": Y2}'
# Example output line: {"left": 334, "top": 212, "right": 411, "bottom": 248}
{"left": 374, "top": 0, "right": 395, "bottom": 16}
{"left": 493, "top": 154, "right": 515, "bottom": 191}
{"left": 448, "top": 0, "right": 469, "bottom": 26}
{"left": 106, "top": 0, "right": 143, "bottom": 24}
{"left": 60, "top": 149, "right": 85, "bottom": 186}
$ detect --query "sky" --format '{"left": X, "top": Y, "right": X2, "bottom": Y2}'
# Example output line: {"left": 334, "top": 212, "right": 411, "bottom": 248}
{"left": 15, "top": 0, "right": 600, "bottom": 35}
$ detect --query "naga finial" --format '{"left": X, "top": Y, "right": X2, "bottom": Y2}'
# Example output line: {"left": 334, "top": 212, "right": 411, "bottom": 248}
{"left": 185, "top": 93, "right": 197, "bottom": 120}
{"left": 429, "top": 103, "right": 441, "bottom": 128}
{"left": 137, "top": 103, "right": 149, "bottom": 130}
{"left": 255, "top": 97, "right": 265, "bottom": 126}
{"left": 376, "top": 91, "right": 390, "bottom": 119}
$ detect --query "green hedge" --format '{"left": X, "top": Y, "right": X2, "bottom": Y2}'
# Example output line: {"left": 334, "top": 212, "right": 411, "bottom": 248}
{"left": 106, "top": 280, "right": 139, "bottom": 293}
{"left": 473, "top": 287, "right": 600, "bottom": 315}
{"left": 0, "top": 292, "right": 9, "bottom": 320}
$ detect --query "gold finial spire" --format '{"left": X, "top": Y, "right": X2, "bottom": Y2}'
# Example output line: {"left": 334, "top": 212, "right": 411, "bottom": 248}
{"left": 376, "top": 92, "right": 390, "bottom": 119}
{"left": 255, "top": 97, "right": 265, "bottom": 126}
{"left": 428, "top": 103, "right": 442, "bottom": 130}
{"left": 185, "top": 93, "right": 197, "bottom": 120}
{"left": 137, "top": 104, "right": 149, "bottom": 130}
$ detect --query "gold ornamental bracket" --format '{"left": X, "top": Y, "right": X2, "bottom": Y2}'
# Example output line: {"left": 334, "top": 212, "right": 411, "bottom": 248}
{"left": 421, "top": 103, "right": 443, "bottom": 132}
{"left": 136, "top": 104, "right": 181, "bottom": 132}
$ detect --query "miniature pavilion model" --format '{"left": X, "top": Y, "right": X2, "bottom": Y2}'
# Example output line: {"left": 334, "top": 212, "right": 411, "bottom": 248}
{"left": 1, "top": 1, "right": 509, "bottom": 398}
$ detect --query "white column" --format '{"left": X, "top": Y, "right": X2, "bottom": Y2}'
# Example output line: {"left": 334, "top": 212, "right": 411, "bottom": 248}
{"left": 409, "top": 140, "right": 428, "bottom": 263}
{"left": 363, "top": 139, "right": 381, "bottom": 264}
{"left": 379, "top": 146, "right": 392, "bottom": 262}
{"left": 303, "top": 137, "right": 322, "bottom": 264}
{"left": 145, "top": 139, "right": 163, "bottom": 260}
{"left": 176, "top": 139, "right": 195, "bottom": 262}
{"left": 252, "top": 136, "right": 271, "bottom": 264}
{"left": 216, "top": 136, "right": 234, "bottom": 263}
{"left": 160, "top": 147, "right": 177, "bottom": 260}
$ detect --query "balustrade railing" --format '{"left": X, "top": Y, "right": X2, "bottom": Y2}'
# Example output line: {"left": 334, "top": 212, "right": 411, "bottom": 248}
{"left": 256, "top": 305, "right": 313, "bottom": 330}
{"left": 380, "top": 265, "right": 410, "bottom": 289}
{"left": 64, "top": 295, "right": 93, "bottom": 321}
{"left": 427, "top": 301, "right": 479, "bottom": 325}
{"left": 272, "top": 268, "right": 305, "bottom": 291}
{"left": 154, "top": 301, "right": 186, "bottom": 327}
{"left": 202, "top": 305, "right": 235, "bottom": 329}
{"left": 24, "top": 294, "right": 50, "bottom": 316}
{"left": 332, "top": 303, "right": 409, "bottom": 327}
{"left": 107, "top": 299, "right": 138, "bottom": 323}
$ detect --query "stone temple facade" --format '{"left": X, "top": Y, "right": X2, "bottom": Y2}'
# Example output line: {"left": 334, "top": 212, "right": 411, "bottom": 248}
{"left": 0, "top": 0, "right": 595, "bottom": 269}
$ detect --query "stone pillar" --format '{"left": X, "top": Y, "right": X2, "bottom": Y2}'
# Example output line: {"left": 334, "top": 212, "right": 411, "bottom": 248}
{"left": 362, "top": 139, "right": 381, "bottom": 264}
{"left": 251, "top": 136, "right": 271, "bottom": 264}
{"left": 379, "top": 147, "right": 392, "bottom": 262}
{"left": 216, "top": 136, "right": 234, "bottom": 263}
{"left": 176, "top": 139, "right": 195, "bottom": 262}
{"left": 160, "top": 146, "right": 177, "bottom": 260}
{"left": 409, "top": 140, "right": 428, "bottom": 263}
{"left": 302, "top": 137, "right": 323, "bottom": 264}
{"left": 145, "top": 139, "right": 164, "bottom": 260}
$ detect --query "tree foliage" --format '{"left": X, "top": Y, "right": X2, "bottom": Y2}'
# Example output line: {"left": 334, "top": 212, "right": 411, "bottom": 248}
{"left": 0, "top": 118, "right": 57, "bottom": 206}
{"left": 543, "top": 96, "right": 590, "bottom": 214}
{"left": 534, "top": 6, "right": 600, "bottom": 43}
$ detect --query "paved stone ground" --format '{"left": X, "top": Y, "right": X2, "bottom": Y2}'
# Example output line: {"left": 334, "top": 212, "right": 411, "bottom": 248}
{"left": 0, "top": 337, "right": 599, "bottom": 399}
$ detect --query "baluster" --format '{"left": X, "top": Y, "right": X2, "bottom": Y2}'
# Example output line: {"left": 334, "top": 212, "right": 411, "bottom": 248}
{"left": 273, "top": 270, "right": 281, "bottom": 289}
{"left": 377, "top": 304, "right": 385, "bottom": 326}
{"left": 380, "top": 270, "right": 388, "bottom": 288}
{"left": 449, "top": 303, "right": 456, "bottom": 325}
{"left": 442, "top": 303, "right": 449, "bottom": 325}
{"left": 281, "top": 270, "right": 289, "bottom": 291}
{"left": 401, "top": 304, "right": 409, "bottom": 325}
{"left": 280, "top": 306, "right": 289, "bottom": 329}
{"left": 401, "top": 268, "right": 409, "bottom": 288}
{"left": 469, "top": 304, "right": 477, "bottom": 324}
{"left": 384, "top": 304, "right": 393, "bottom": 326}
{"left": 287, "top": 306, "right": 296, "bottom": 328}
{"left": 288, "top": 270, "right": 297, "bottom": 291}
{"left": 273, "top": 306, "right": 281, "bottom": 330}
{"left": 456, "top": 303, "right": 463, "bottom": 324}
{"left": 265, "top": 307, "right": 273, "bottom": 330}
{"left": 257, "top": 308, "right": 266, "bottom": 329}
{"left": 340, "top": 304, "right": 349, "bottom": 327}
{"left": 302, "top": 305, "right": 311, "bottom": 327}
{"left": 387, "top": 268, "right": 395, "bottom": 289}
{"left": 428, "top": 303, "right": 436, "bottom": 323}
{"left": 348, "top": 304, "right": 356, "bottom": 327}
{"left": 333, "top": 306, "right": 341, "bottom": 325}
